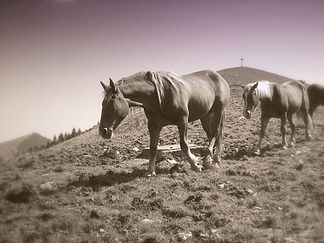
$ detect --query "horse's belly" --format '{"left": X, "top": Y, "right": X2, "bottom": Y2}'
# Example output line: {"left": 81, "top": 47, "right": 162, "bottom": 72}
{"left": 287, "top": 95, "right": 303, "bottom": 112}
{"left": 188, "top": 110, "right": 209, "bottom": 122}
{"left": 188, "top": 99, "right": 214, "bottom": 122}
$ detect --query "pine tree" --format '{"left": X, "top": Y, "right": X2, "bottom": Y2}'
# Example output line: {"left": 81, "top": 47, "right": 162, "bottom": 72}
{"left": 71, "top": 127, "right": 77, "bottom": 138}
{"left": 64, "top": 132, "right": 71, "bottom": 141}
{"left": 77, "top": 128, "right": 82, "bottom": 136}
{"left": 58, "top": 133, "right": 64, "bottom": 142}
{"left": 53, "top": 135, "right": 57, "bottom": 143}
{"left": 46, "top": 140, "right": 51, "bottom": 148}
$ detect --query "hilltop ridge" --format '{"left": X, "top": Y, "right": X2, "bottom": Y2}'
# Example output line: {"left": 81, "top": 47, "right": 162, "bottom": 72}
{"left": 218, "top": 66, "right": 295, "bottom": 86}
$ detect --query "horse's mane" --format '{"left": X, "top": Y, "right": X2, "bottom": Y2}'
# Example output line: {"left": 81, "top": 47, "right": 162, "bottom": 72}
{"left": 118, "top": 71, "right": 147, "bottom": 85}
{"left": 120, "top": 71, "right": 183, "bottom": 111}
{"left": 144, "top": 71, "right": 184, "bottom": 111}
{"left": 247, "top": 80, "right": 272, "bottom": 100}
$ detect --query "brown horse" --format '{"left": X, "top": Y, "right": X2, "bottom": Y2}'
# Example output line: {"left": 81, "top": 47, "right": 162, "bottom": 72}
{"left": 308, "top": 83, "right": 324, "bottom": 126}
{"left": 242, "top": 80, "right": 312, "bottom": 155}
{"left": 99, "top": 70, "right": 230, "bottom": 176}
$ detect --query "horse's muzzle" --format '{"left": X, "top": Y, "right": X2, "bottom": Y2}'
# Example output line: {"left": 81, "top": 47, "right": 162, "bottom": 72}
{"left": 243, "top": 110, "right": 251, "bottom": 119}
{"left": 99, "top": 127, "right": 114, "bottom": 139}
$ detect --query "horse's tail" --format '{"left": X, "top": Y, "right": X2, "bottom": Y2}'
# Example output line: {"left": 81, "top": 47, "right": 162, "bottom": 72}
{"left": 300, "top": 83, "right": 314, "bottom": 129}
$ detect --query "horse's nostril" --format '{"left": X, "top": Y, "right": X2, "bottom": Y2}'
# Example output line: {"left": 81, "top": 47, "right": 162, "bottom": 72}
{"left": 103, "top": 128, "right": 108, "bottom": 134}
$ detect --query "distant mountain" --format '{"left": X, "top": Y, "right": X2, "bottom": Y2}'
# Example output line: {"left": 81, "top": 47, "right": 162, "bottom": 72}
{"left": 0, "top": 133, "right": 49, "bottom": 161}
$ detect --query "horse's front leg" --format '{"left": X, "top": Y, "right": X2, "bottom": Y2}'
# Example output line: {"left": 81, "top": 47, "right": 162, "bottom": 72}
{"left": 147, "top": 121, "right": 162, "bottom": 176}
{"left": 178, "top": 116, "right": 202, "bottom": 172}
{"left": 303, "top": 112, "right": 312, "bottom": 141}
{"left": 255, "top": 115, "right": 269, "bottom": 155}
{"left": 280, "top": 113, "right": 288, "bottom": 149}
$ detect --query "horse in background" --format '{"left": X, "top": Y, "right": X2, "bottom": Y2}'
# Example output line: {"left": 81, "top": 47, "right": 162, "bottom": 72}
{"left": 242, "top": 80, "right": 312, "bottom": 155}
{"left": 307, "top": 83, "right": 324, "bottom": 126}
{"left": 99, "top": 70, "right": 230, "bottom": 176}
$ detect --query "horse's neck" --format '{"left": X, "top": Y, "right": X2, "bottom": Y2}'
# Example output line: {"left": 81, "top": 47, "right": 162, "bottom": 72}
{"left": 119, "top": 79, "right": 160, "bottom": 110}
{"left": 256, "top": 81, "right": 272, "bottom": 101}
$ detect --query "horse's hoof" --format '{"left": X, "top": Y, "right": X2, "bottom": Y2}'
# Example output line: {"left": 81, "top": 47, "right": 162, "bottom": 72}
{"left": 191, "top": 164, "right": 203, "bottom": 172}
{"left": 289, "top": 142, "right": 296, "bottom": 148}
{"left": 212, "top": 163, "right": 220, "bottom": 169}
{"left": 282, "top": 145, "right": 288, "bottom": 150}
{"left": 254, "top": 149, "right": 261, "bottom": 155}
{"left": 203, "top": 163, "right": 219, "bottom": 170}
{"left": 306, "top": 136, "right": 312, "bottom": 141}
{"left": 203, "top": 164, "right": 211, "bottom": 170}
{"left": 214, "top": 156, "right": 221, "bottom": 164}
{"left": 203, "top": 156, "right": 213, "bottom": 169}
{"left": 145, "top": 171, "right": 156, "bottom": 177}
{"left": 203, "top": 163, "right": 213, "bottom": 170}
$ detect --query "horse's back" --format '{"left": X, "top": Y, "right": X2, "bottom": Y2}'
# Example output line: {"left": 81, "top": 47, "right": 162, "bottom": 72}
{"left": 177, "top": 70, "right": 230, "bottom": 121}
{"left": 308, "top": 83, "right": 324, "bottom": 106}
{"left": 181, "top": 70, "right": 230, "bottom": 102}
{"left": 279, "top": 81, "right": 305, "bottom": 111}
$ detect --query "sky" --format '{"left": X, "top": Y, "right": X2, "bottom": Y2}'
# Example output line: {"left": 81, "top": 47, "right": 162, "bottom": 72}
{"left": 0, "top": 0, "right": 324, "bottom": 142}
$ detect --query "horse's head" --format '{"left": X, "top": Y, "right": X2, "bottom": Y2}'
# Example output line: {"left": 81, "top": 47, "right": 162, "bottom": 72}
{"left": 99, "top": 79, "right": 129, "bottom": 139}
{"left": 242, "top": 82, "right": 259, "bottom": 119}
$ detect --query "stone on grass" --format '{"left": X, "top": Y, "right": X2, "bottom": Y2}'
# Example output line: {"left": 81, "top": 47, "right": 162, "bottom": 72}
{"left": 177, "top": 232, "right": 192, "bottom": 241}
{"left": 39, "top": 181, "right": 58, "bottom": 195}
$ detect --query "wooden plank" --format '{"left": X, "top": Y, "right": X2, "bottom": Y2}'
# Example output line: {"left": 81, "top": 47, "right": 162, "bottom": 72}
{"left": 140, "top": 144, "right": 205, "bottom": 159}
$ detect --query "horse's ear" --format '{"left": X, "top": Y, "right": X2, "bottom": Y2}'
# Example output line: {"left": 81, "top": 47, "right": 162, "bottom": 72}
{"left": 251, "top": 82, "right": 258, "bottom": 91}
{"left": 100, "top": 81, "right": 107, "bottom": 91}
{"left": 144, "top": 71, "right": 154, "bottom": 81}
{"left": 240, "top": 84, "right": 245, "bottom": 89}
{"left": 109, "top": 78, "right": 117, "bottom": 92}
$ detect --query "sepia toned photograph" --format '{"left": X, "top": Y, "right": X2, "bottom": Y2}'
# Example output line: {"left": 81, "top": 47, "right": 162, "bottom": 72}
{"left": 0, "top": 0, "right": 323, "bottom": 242}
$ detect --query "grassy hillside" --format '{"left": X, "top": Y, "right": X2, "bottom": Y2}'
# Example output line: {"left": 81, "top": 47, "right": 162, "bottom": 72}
{"left": 0, "top": 67, "right": 323, "bottom": 243}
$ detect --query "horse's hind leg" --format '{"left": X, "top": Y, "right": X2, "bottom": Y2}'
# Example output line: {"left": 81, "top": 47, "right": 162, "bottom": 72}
{"left": 200, "top": 113, "right": 216, "bottom": 168}
{"left": 200, "top": 104, "right": 224, "bottom": 168}
{"left": 280, "top": 113, "right": 288, "bottom": 149}
{"left": 213, "top": 111, "right": 224, "bottom": 166}
{"left": 178, "top": 116, "right": 202, "bottom": 172}
{"left": 288, "top": 113, "right": 296, "bottom": 147}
